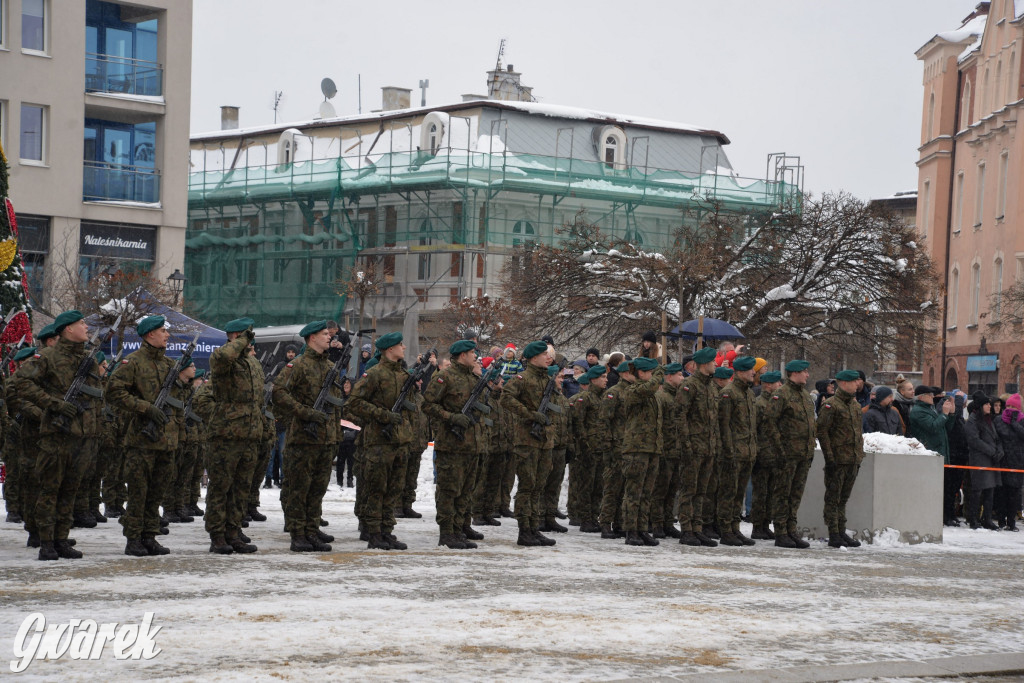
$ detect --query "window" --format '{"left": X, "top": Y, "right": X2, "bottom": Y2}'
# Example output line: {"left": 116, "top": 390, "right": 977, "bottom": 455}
{"left": 975, "top": 162, "right": 986, "bottom": 227}
{"left": 512, "top": 220, "right": 535, "bottom": 247}
{"left": 970, "top": 263, "right": 981, "bottom": 325}
{"left": 961, "top": 80, "right": 972, "bottom": 130}
{"left": 982, "top": 67, "right": 990, "bottom": 116}
{"left": 21, "top": 0, "right": 45, "bottom": 53}
{"left": 997, "top": 151, "right": 1008, "bottom": 219}
{"left": 927, "top": 92, "right": 935, "bottom": 140}
{"left": 476, "top": 253, "right": 485, "bottom": 278}
{"left": 955, "top": 171, "right": 965, "bottom": 232}
{"left": 420, "top": 112, "right": 448, "bottom": 156}
{"left": 921, "top": 180, "right": 931, "bottom": 239}
{"left": 950, "top": 267, "right": 959, "bottom": 327}
{"left": 996, "top": 61, "right": 1003, "bottom": 110}
{"left": 17, "top": 214, "right": 49, "bottom": 306}
{"left": 19, "top": 103, "right": 44, "bottom": 162}
{"left": 449, "top": 253, "right": 462, "bottom": 278}
{"left": 993, "top": 257, "right": 1003, "bottom": 321}
{"left": 598, "top": 125, "right": 627, "bottom": 170}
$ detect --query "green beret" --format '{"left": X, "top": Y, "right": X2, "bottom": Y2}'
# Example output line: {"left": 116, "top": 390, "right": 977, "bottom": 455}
{"left": 693, "top": 347, "right": 717, "bottom": 364}
{"left": 522, "top": 340, "right": 548, "bottom": 359}
{"left": 37, "top": 324, "right": 58, "bottom": 341}
{"left": 732, "top": 355, "right": 756, "bottom": 372}
{"left": 95, "top": 351, "right": 106, "bottom": 363}
{"left": 785, "top": 359, "right": 810, "bottom": 373}
{"left": 632, "top": 357, "right": 659, "bottom": 372}
{"left": 547, "top": 365, "right": 559, "bottom": 377}
{"left": 364, "top": 357, "right": 379, "bottom": 372}
{"left": 761, "top": 371, "right": 782, "bottom": 383}
{"left": 588, "top": 365, "right": 607, "bottom": 377}
{"left": 664, "top": 362, "right": 683, "bottom": 374}
{"left": 835, "top": 369, "right": 860, "bottom": 382}
{"left": 225, "top": 317, "right": 255, "bottom": 334}
{"left": 179, "top": 357, "right": 194, "bottom": 371}
{"left": 54, "top": 310, "right": 84, "bottom": 334}
{"left": 137, "top": 315, "right": 166, "bottom": 337}
{"left": 714, "top": 366, "right": 734, "bottom": 379}
{"left": 299, "top": 320, "right": 327, "bottom": 338}
{"left": 578, "top": 372, "right": 591, "bottom": 385}
{"left": 13, "top": 347, "right": 36, "bottom": 362}
{"left": 615, "top": 361, "right": 631, "bottom": 374}
{"left": 195, "top": 368, "right": 207, "bottom": 378}
{"left": 449, "top": 339, "right": 476, "bottom": 355}
{"left": 375, "top": 332, "right": 403, "bottom": 350}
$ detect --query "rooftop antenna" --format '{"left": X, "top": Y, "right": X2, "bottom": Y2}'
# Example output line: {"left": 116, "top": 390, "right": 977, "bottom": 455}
{"left": 419, "top": 79, "right": 429, "bottom": 107}
{"left": 319, "top": 77, "right": 337, "bottom": 119}
{"left": 488, "top": 38, "right": 506, "bottom": 99}
{"left": 271, "top": 90, "right": 284, "bottom": 124}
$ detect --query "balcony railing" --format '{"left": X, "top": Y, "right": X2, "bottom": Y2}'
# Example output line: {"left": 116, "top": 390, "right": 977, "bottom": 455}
{"left": 85, "top": 53, "right": 163, "bottom": 97}
{"left": 84, "top": 161, "right": 161, "bottom": 203}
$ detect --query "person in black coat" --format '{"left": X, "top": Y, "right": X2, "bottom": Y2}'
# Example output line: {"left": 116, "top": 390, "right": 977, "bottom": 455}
{"left": 993, "top": 393, "right": 1024, "bottom": 531}
{"left": 963, "top": 393, "right": 1003, "bottom": 530}
{"left": 862, "top": 386, "right": 904, "bottom": 435}
{"left": 946, "top": 392, "right": 969, "bottom": 523}
{"left": 814, "top": 378, "right": 836, "bottom": 415}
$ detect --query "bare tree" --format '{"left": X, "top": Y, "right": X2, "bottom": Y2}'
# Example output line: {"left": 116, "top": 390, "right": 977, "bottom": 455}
{"left": 339, "top": 260, "right": 382, "bottom": 332}
{"left": 422, "top": 293, "right": 523, "bottom": 350}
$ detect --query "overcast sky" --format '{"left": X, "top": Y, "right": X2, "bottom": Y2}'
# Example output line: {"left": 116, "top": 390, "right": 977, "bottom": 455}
{"left": 191, "top": 0, "right": 977, "bottom": 200}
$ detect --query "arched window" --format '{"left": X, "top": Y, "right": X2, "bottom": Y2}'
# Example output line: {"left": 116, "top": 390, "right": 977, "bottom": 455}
{"left": 420, "top": 112, "right": 448, "bottom": 156}
{"left": 927, "top": 92, "right": 935, "bottom": 140}
{"left": 971, "top": 263, "right": 981, "bottom": 325}
{"left": 427, "top": 124, "right": 439, "bottom": 155}
{"left": 951, "top": 266, "right": 960, "bottom": 327}
{"left": 512, "top": 220, "right": 535, "bottom": 247}
{"left": 960, "top": 80, "right": 972, "bottom": 130}
{"left": 993, "top": 257, "right": 1004, "bottom": 320}
{"left": 996, "top": 61, "right": 1003, "bottom": 109}
{"left": 597, "top": 126, "right": 627, "bottom": 170}
{"left": 982, "top": 67, "right": 991, "bottom": 116}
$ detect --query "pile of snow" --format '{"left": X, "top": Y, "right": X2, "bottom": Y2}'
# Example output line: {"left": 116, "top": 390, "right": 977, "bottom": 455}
{"left": 862, "top": 432, "right": 936, "bottom": 455}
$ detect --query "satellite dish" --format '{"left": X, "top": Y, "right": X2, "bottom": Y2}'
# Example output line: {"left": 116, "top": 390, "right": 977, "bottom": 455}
{"left": 319, "top": 101, "right": 337, "bottom": 119}
{"left": 321, "top": 77, "right": 337, "bottom": 100}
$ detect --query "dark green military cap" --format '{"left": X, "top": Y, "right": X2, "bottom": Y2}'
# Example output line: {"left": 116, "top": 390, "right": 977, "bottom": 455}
{"left": 588, "top": 365, "right": 607, "bottom": 377}
{"left": 835, "top": 369, "right": 859, "bottom": 381}
{"left": 95, "top": 351, "right": 106, "bottom": 363}
{"left": 179, "top": 357, "right": 194, "bottom": 370}
{"left": 693, "top": 347, "right": 717, "bottom": 364}
{"left": 364, "top": 357, "right": 379, "bottom": 372}
{"left": 714, "top": 366, "right": 734, "bottom": 379}
{"left": 522, "top": 340, "right": 548, "bottom": 359}
{"left": 632, "top": 357, "right": 659, "bottom": 372}
{"left": 578, "top": 372, "right": 591, "bottom": 385}
{"left": 54, "top": 310, "right": 84, "bottom": 334}
{"left": 664, "top": 362, "right": 683, "bottom": 374}
{"left": 299, "top": 320, "right": 327, "bottom": 338}
{"left": 785, "top": 359, "right": 810, "bottom": 372}
{"left": 732, "top": 355, "right": 756, "bottom": 372}
{"left": 13, "top": 347, "right": 36, "bottom": 362}
{"left": 761, "top": 371, "right": 782, "bottom": 383}
{"left": 225, "top": 317, "right": 255, "bottom": 334}
{"left": 195, "top": 368, "right": 206, "bottom": 378}
{"left": 547, "top": 365, "right": 559, "bottom": 377}
{"left": 375, "top": 332, "right": 403, "bottom": 350}
{"left": 137, "top": 315, "right": 165, "bottom": 337}
{"left": 616, "top": 361, "right": 631, "bottom": 374}
{"left": 37, "top": 324, "right": 58, "bottom": 341}
{"left": 449, "top": 339, "right": 476, "bottom": 355}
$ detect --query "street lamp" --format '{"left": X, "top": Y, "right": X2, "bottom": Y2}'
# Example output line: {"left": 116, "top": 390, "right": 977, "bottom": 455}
{"left": 167, "top": 268, "right": 186, "bottom": 308}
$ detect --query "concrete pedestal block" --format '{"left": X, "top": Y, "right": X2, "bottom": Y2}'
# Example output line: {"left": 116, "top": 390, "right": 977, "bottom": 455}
{"left": 795, "top": 450, "right": 944, "bottom": 544}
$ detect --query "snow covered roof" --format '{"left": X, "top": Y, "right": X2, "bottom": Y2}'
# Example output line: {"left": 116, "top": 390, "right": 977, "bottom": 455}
{"left": 191, "top": 99, "right": 730, "bottom": 145}
{"left": 916, "top": 11, "right": 986, "bottom": 57}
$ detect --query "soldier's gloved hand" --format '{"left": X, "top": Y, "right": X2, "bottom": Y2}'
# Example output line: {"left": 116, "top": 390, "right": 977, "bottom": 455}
{"left": 532, "top": 410, "right": 549, "bottom": 425}
{"left": 56, "top": 401, "right": 79, "bottom": 418}
{"left": 304, "top": 409, "right": 328, "bottom": 424}
{"left": 385, "top": 412, "right": 403, "bottom": 425}
{"left": 451, "top": 413, "right": 473, "bottom": 429}
{"left": 144, "top": 403, "right": 169, "bottom": 425}
{"left": 244, "top": 329, "right": 255, "bottom": 343}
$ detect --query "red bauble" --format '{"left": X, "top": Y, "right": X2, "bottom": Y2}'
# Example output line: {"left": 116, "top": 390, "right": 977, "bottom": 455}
{"left": 1, "top": 311, "right": 31, "bottom": 344}
{"left": 4, "top": 198, "right": 16, "bottom": 237}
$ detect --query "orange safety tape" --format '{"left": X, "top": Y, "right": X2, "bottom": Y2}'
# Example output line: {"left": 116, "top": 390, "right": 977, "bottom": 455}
{"left": 944, "top": 464, "right": 1024, "bottom": 473}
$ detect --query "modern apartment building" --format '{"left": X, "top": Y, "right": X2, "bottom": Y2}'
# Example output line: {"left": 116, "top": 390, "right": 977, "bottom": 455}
{"left": 0, "top": 0, "right": 192, "bottom": 319}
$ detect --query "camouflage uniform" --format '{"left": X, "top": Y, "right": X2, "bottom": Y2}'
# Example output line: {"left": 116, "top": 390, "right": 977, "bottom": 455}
{"left": 190, "top": 381, "right": 214, "bottom": 512}
{"left": 816, "top": 388, "right": 864, "bottom": 534}
{"left": 541, "top": 391, "right": 573, "bottom": 525}
{"left": 675, "top": 371, "right": 720, "bottom": 533}
{"left": 248, "top": 379, "right": 276, "bottom": 514}
{"left": 105, "top": 341, "right": 179, "bottom": 541}
{"left": 751, "top": 391, "right": 780, "bottom": 533}
{"left": 203, "top": 335, "right": 265, "bottom": 541}
{"left": 573, "top": 383, "right": 610, "bottom": 528}
{"left": 501, "top": 364, "right": 555, "bottom": 532}
{"left": 620, "top": 373, "right": 663, "bottom": 535}
{"left": 159, "top": 379, "right": 190, "bottom": 518}
{"left": 716, "top": 376, "right": 758, "bottom": 535}
{"left": 599, "top": 378, "right": 632, "bottom": 529}
{"left": 172, "top": 383, "right": 202, "bottom": 515}
{"left": 99, "top": 372, "right": 128, "bottom": 515}
{"left": 10, "top": 361, "right": 43, "bottom": 538}
{"left": 652, "top": 382, "right": 683, "bottom": 532}
{"left": 272, "top": 348, "right": 342, "bottom": 539}
{"left": 20, "top": 338, "right": 101, "bottom": 543}
{"left": 473, "top": 386, "right": 507, "bottom": 519}
{"left": 765, "top": 378, "right": 817, "bottom": 535}
{"left": 3, "top": 375, "right": 19, "bottom": 519}
{"left": 422, "top": 362, "right": 483, "bottom": 537}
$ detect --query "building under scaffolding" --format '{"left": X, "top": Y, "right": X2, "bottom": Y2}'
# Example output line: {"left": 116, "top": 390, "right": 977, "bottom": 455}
{"left": 186, "top": 82, "right": 802, "bottom": 332}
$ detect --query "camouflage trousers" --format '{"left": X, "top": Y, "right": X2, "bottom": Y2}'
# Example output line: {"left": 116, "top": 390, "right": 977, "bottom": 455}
{"left": 35, "top": 434, "right": 95, "bottom": 541}
{"left": 387, "top": 449, "right": 410, "bottom": 520}
{"left": 3, "top": 440, "right": 21, "bottom": 514}
{"left": 702, "top": 457, "right": 721, "bottom": 528}
{"left": 403, "top": 444, "right": 424, "bottom": 508}
{"left": 173, "top": 442, "right": 200, "bottom": 512}
{"left": 568, "top": 450, "right": 605, "bottom": 524}
{"left": 281, "top": 442, "right": 333, "bottom": 537}
{"left": 499, "top": 450, "right": 516, "bottom": 512}
{"left": 823, "top": 462, "right": 860, "bottom": 533}
{"left": 103, "top": 444, "right": 127, "bottom": 510}
{"left": 160, "top": 448, "right": 178, "bottom": 512}
{"left": 248, "top": 440, "right": 273, "bottom": 510}
{"left": 472, "top": 449, "right": 504, "bottom": 517}
{"left": 18, "top": 436, "right": 41, "bottom": 534}
{"left": 716, "top": 457, "right": 755, "bottom": 531}
{"left": 513, "top": 445, "right": 551, "bottom": 529}
{"left": 650, "top": 456, "right": 680, "bottom": 528}
{"left": 542, "top": 447, "right": 567, "bottom": 519}
{"left": 190, "top": 442, "right": 206, "bottom": 507}
{"left": 435, "top": 449, "right": 479, "bottom": 535}
{"left": 621, "top": 451, "right": 660, "bottom": 532}
{"left": 749, "top": 454, "right": 777, "bottom": 528}
{"left": 773, "top": 456, "right": 812, "bottom": 534}
{"left": 677, "top": 454, "right": 713, "bottom": 532}
{"left": 205, "top": 440, "right": 260, "bottom": 538}
{"left": 357, "top": 444, "right": 401, "bottom": 534}
{"left": 75, "top": 438, "right": 107, "bottom": 515}
{"left": 120, "top": 446, "right": 172, "bottom": 539}
{"left": 599, "top": 450, "right": 625, "bottom": 527}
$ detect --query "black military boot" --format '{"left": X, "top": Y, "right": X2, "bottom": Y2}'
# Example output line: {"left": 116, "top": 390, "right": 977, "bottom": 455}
{"left": 664, "top": 523, "right": 682, "bottom": 539}
{"left": 568, "top": 517, "right": 581, "bottom": 527}
{"left": 789, "top": 531, "right": 810, "bottom": 549}
{"left": 65, "top": 538, "right": 77, "bottom": 546}
{"left": 481, "top": 514, "right": 501, "bottom": 526}
{"left": 625, "top": 530, "right": 645, "bottom": 546}
{"left": 190, "top": 503, "right": 205, "bottom": 517}
{"left": 456, "top": 531, "right": 478, "bottom": 550}
{"left": 237, "top": 530, "right": 252, "bottom": 543}
{"left": 26, "top": 531, "right": 40, "bottom": 548}
{"left": 639, "top": 530, "right": 660, "bottom": 547}
{"left": 403, "top": 507, "right": 423, "bottom": 519}
{"left": 472, "top": 516, "right": 488, "bottom": 527}
{"left": 315, "top": 529, "right": 334, "bottom": 543}
{"left": 176, "top": 508, "right": 195, "bottom": 523}
{"left": 600, "top": 523, "right": 619, "bottom": 539}
{"left": 367, "top": 532, "right": 391, "bottom": 550}
{"left": 500, "top": 507, "right": 515, "bottom": 518}
{"left": 651, "top": 525, "right": 667, "bottom": 539}
{"left": 554, "top": 510, "right": 568, "bottom": 520}
{"left": 306, "top": 534, "right": 332, "bottom": 552}
{"left": 828, "top": 533, "right": 846, "bottom": 548}
{"left": 774, "top": 533, "right": 798, "bottom": 548}
{"left": 91, "top": 507, "right": 108, "bottom": 523}
{"left": 439, "top": 533, "right": 467, "bottom": 549}
{"left": 164, "top": 509, "right": 182, "bottom": 523}
{"left": 543, "top": 517, "right": 568, "bottom": 533}
{"left": 702, "top": 524, "right": 720, "bottom": 540}
{"left": 105, "top": 504, "right": 125, "bottom": 519}
{"left": 358, "top": 523, "right": 370, "bottom": 542}
{"left": 462, "top": 525, "right": 484, "bottom": 541}
{"left": 719, "top": 531, "right": 745, "bottom": 547}
{"left": 158, "top": 524, "right": 170, "bottom": 535}
{"left": 580, "top": 520, "right": 601, "bottom": 533}
{"left": 693, "top": 529, "right": 719, "bottom": 547}
{"left": 38, "top": 540, "right": 59, "bottom": 561}
{"left": 228, "top": 534, "right": 258, "bottom": 553}
{"left": 6, "top": 511, "right": 23, "bottom": 524}
{"left": 73, "top": 512, "right": 97, "bottom": 528}
{"left": 516, "top": 526, "right": 540, "bottom": 547}
{"left": 142, "top": 537, "right": 170, "bottom": 555}
{"left": 750, "top": 525, "right": 771, "bottom": 540}
{"left": 840, "top": 531, "right": 861, "bottom": 548}
{"left": 55, "top": 539, "right": 83, "bottom": 559}
{"left": 319, "top": 518, "right": 329, "bottom": 527}
{"left": 248, "top": 507, "right": 267, "bottom": 522}
{"left": 678, "top": 530, "right": 702, "bottom": 546}
{"left": 733, "top": 527, "right": 756, "bottom": 546}
{"left": 125, "top": 538, "right": 149, "bottom": 557}
{"left": 384, "top": 533, "right": 407, "bottom": 550}
{"left": 533, "top": 527, "right": 556, "bottom": 546}
{"left": 288, "top": 532, "right": 312, "bottom": 553}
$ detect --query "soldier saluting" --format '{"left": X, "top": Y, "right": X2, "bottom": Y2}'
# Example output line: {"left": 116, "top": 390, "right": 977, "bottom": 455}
{"left": 816, "top": 369, "right": 865, "bottom": 549}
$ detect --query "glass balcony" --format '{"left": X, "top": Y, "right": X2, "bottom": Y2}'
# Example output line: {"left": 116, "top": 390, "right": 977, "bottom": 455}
{"left": 85, "top": 53, "right": 163, "bottom": 97}
{"left": 84, "top": 161, "right": 160, "bottom": 203}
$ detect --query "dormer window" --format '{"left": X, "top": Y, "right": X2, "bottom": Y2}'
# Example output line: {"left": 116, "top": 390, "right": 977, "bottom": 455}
{"left": 598, "top": 126, "right": 627, "bottom": 170}
{"left": 420, "top": 112, "right": 448, "bottom": 156}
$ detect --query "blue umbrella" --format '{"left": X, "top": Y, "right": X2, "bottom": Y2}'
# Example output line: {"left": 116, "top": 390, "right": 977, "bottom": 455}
{"left": 667, "top": 317, "right": 744, "bottom": 341}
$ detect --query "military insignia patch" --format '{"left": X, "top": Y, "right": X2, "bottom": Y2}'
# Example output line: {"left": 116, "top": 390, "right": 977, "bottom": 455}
{"left": 722, "top": 394, "right": 730, "bottom": 398}
{"left": 606, "top": 394, "right": 614, "bottom": 399}
{"left": 824, "top": 404, "right": 832, "bottom": 409}
{"left": 437, "top": 377, "right": 444, "bottom": 383}
{"left": 772, "top": 395, "right": 780, "bottom": 400}
{"left": 120, "top": 359, "right": 128, "bottom": 363}
{"left": 682, "top": 386, "right": 690, "bottom": 391}
{"left": 286, "top": 363, "right": 293, "bottom": 368}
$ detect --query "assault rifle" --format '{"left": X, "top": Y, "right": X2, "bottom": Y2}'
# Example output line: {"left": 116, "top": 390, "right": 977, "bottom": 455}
{"left": 183, "top": 387, "right": 203, "bottom": 430}
{"left": 529, "top": 358, "right": 568, "bottom": 440}
{"left": 382, "top": 357, "right": 432, "bottom": 440}
{"left": 101, "top": 347, "right": 126, "bottom": 424}
{"left": 302, "top": 338, "right": 352, "bottom": 438}
{"left": 52, "top": 314, "right": 122, "bottom": 434}
{"left": 140, "top": 330, "right": 201, "bottom": 442}
{"left": 450, "top": 365, "right": 500, "bottom": 441}
{"left": 1, "top": 334, "right": 27, "bottom": 377}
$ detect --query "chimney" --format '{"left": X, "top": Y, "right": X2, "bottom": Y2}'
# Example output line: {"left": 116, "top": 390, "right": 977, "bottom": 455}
{"left": 220, "top": 106, "right": 239, "bottom": 130}
{"left": 381, "top": 86, "right": 412, "bottom": 111}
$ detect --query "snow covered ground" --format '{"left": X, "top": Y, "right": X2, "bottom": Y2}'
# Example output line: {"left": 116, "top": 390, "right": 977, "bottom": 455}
{"left": 2, "top": 449, "right": 1023, "bottom": 681}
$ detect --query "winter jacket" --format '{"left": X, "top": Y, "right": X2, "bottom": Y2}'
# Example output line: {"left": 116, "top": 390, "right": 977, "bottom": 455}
{"left": 562, "top": 377, "right": 581, "bottom": 399}
{"left": 854, "top": 383, "right": 873, "bottom": 409}
{"left": 862, "top": 401, "right": 904, "bottom": 436}
{"left": 994, "top": 409, "right": 1024, "bottom": 488}
{"left": 496, "top": 356, "right": 524, "bottom": 382}
{"left": 893, "top": 394, "right": 915, "bottom": 438}
{"left": 908, "top": 400, "right": 953, "bottom": 463}
{"left": 964, "top": 411, "right": 1003, "bottom": 490}
{"left": 816, "top": 388, "right": 864, "bottom": 465}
